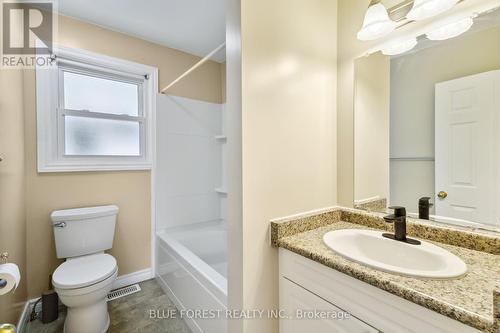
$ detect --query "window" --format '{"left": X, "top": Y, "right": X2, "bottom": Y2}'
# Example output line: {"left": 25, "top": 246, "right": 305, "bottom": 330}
{"left": 36, "top": 45, "right": 157, "bottom": 172}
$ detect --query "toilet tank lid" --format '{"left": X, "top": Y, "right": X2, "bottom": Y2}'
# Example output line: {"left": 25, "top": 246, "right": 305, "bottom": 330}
{"left": 51, "top": 205, "right": 119, "bottom": 223}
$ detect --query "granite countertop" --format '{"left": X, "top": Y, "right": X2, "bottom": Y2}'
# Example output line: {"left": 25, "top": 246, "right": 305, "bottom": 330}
{"left": 271, "top": 207, "right": 500, "bottom": 333}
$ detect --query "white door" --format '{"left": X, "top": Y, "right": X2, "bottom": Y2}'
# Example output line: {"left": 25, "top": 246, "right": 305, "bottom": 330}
{"left": 435, "top": 70, "right": 500, "bottom": 226}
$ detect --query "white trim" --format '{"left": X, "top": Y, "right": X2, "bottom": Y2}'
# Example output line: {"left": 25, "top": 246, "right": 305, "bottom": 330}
{"left": 354, "top": 196, "right": 381, "bottom": 205}
{"left": 112, "top": 268, "right": 153, "bottom": 290}
{"left": 36, "top": 42, "right": 158, "bottom": 172}
{"left": 150, "top": 94, "right": 158, "bottom": 278}
{"left": 37, "top": 163, "right": 154, "bottom": 173}
{"left": 16, "top": 300, "right": 31, "bottom": 333}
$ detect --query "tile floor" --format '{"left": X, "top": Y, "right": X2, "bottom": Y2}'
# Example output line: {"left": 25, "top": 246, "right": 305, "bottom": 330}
{"left": 25, "top": 279, "right": 192, "bottom": 333}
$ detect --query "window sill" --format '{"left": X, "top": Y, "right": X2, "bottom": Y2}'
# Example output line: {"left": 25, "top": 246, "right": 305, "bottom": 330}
{"left": 38, "top": 162, "right": 152, "bottom": 173}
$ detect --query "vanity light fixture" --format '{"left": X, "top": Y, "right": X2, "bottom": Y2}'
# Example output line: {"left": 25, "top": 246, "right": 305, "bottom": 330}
{"left": 357, "top": 1, "right": 397, "bottom": 41}
{"left": 426, "top": 16, "right": 474, "bottom": 40}
{"left": 381, "top": 37, "right": 418, "bottom": 55}
{"left": 406, "top": 0, "right": 459, "bottom": 21}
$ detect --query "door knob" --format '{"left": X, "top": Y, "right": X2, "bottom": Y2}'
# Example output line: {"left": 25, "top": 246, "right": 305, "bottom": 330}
{"left": 437, "top": 191, "right": 448, "bottom": 199}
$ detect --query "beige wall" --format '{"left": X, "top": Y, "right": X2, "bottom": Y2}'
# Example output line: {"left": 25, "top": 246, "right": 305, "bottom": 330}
{"left": 0, "top": 69, "right": 27, "bottom": 324}
{"left": 240, "top": 0, "right": 338, "bottom": 332}
{"left": 12, "top": 14, "right": 225, "bottom": 302}
{"left": 221, "top": 62, "right": 227, "bottom": 103}
{"left": 55, "top": 15, "right": 224, "bottom": 104}
{"left": 354, "top": 53, "right": 390, "bottom": 203}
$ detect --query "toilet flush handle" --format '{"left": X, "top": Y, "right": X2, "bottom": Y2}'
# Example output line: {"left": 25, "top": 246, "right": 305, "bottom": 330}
{"left": 54, "top": 222, "right": 66, "bottom": 228}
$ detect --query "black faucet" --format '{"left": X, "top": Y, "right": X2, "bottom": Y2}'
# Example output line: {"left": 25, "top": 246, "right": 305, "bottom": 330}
{"left": 383, "top": 206, "right": 421, "bottom": 245}
{"left": 418, "top": 197, "right": 433, "bottom": 220}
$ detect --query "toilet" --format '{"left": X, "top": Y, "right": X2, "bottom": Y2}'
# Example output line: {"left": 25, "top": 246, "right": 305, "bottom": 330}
{"left": 51, "top": 205, "right": 119, "bottom": 333}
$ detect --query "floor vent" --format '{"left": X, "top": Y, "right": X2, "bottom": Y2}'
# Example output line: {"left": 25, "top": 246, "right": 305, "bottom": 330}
{"left": 107, "top": 284, "right": 141, "bottom": 302}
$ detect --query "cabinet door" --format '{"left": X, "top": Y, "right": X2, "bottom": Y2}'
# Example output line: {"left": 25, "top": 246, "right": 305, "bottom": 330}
{"left": 280, "top": 277, "right": 379, "bottom": 333}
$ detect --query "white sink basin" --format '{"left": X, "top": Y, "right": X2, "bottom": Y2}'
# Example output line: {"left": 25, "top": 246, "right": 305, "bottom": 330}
{"left": 323, "top": 229, "right": 467, "bottom": 279}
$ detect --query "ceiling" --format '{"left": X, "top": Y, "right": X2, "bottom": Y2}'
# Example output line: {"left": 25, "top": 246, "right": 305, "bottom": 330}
{"left": 58, "top": 0, "right": 226, "bottom": 62}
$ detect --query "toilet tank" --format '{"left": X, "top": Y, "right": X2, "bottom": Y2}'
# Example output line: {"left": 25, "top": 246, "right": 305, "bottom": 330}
{"left": 51, "top": 205, "right": 119, "bottom": 259}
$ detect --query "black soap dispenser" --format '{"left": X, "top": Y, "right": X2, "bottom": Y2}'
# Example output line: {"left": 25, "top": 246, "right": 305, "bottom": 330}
{"left": 418, "top": 197, "right": 433, "bottom": 220}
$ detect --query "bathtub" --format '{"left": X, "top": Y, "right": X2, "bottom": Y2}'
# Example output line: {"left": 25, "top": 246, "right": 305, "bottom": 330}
{"left": 156, "top": 221, "right": 227, "bottom": 333}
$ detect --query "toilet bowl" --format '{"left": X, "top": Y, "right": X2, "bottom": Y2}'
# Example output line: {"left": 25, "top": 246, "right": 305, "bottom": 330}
{"left": 53, "top": 254, "right": 118, "bottom": 333}
{"left": 50, "top": 205, "right": 119, "bottom": 333}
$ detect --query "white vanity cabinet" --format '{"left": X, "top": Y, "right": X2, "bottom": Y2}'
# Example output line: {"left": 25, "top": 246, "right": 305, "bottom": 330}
{"left": 280, "top": 277, "right": 379, "bottom": 333}
{"left": 279, "top": 249, "right": 482, "bottom": 333}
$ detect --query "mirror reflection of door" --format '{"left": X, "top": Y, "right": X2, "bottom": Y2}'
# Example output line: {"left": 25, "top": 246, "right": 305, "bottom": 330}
{"left": 435, "top": 71, "right": 500, "bottom": 225}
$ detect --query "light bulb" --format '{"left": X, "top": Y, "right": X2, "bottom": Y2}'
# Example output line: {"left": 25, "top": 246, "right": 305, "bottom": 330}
{"left": 357, "top": 3, "right": 397, "bottom": 41}
{"left": 407, "top": 0, "right": 459, "bottom": 21}
{"left": 426, "top": 17, "right": 474, "bottom": 40}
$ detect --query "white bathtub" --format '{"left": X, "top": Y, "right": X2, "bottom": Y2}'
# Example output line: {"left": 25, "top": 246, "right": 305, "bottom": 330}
{"left": 156, "top": 221, "right": 227, "bottom": 333}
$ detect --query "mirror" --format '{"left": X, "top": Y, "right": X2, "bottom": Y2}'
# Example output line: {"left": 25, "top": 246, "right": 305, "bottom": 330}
{"left": 354, "top": 7, "right": 500, "bottom": 230}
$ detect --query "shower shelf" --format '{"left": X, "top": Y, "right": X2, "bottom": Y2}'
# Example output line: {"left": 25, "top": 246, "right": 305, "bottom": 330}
{"left": 215, "top": 135, "right": 227, "bottom": 141}
{"left": 215, "top": 188, "right": 227, "bottom": 195}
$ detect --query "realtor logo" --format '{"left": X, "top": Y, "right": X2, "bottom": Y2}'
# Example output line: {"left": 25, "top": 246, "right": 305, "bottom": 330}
{"left": 1, "top": 0, "right": 56, "bottom": 68}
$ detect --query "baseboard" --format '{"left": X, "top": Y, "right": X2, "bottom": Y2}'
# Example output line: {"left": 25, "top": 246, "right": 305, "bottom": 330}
{"left": 112, "top": 268, "right": 153, "bottom": 290}
{"left": 16, "top": 300, "right": 31, "bottom": 333}
{"left": 15, "top": 268, "right": 153, "bottom": 333}
{"left": 16, "top": 296, "right": 64, "bottom": 333}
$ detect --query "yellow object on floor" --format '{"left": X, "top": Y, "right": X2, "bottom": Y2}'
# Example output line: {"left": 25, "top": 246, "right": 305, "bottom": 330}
{"left": 0, "top": 323, "right": 16, "bottom": 333}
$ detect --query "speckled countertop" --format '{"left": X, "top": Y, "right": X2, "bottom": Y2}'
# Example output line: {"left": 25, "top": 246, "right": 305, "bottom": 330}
{"left": 271, "top": 207, "right": 500, "bottom": 333}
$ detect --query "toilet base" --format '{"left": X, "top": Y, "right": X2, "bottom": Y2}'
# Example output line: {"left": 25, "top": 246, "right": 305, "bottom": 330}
{"left": 63, "top": 299, "right": 110, "bottom": 333}
{"left": 54, "top": 262, "right": 117, "bottom": 333}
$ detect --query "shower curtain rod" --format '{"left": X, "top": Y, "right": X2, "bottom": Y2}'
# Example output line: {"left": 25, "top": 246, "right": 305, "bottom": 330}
{"left": 160, "top": 42, "right": 226, "bottom": 94}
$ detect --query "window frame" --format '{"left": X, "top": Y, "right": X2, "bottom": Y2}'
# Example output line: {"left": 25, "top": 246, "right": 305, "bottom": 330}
{"left": 57, "top": 65, "right": 145, "bottom": 158}
{"left": 36, "top": 44, "right": 157, "bottom": 172}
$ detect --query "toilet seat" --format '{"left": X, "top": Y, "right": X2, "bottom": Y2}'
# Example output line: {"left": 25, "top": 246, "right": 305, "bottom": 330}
{"left": 55, "top": 270, "right": 118, "bottom": 298}
{"left": 53, "top": 253, "right": 117, "bottom": 290}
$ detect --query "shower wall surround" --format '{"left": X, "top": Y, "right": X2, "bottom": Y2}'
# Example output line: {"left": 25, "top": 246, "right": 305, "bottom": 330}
{"left": 155, "top": 94, "right": 228, "bottom": 333}
{"left": 156, "top": 95, "right": 225, "bottom": 229}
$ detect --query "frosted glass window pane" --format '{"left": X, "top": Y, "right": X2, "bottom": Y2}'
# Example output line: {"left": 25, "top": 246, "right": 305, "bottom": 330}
{"left": 63, "top": 71, "right": 139, "bottom": 116}
{"left": 65, "top": 116, "right": 140, "bottom": 156}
